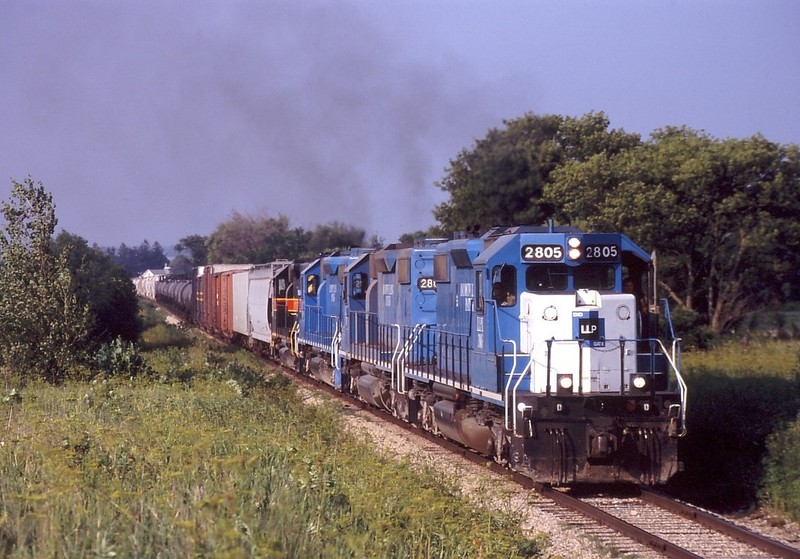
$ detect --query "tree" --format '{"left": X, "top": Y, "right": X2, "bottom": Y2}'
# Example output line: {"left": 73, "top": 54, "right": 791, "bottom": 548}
{"left": 175, "top": 234, "right": 208, "bottom": 266}
{"left": 545, "top": 128, "right": 800, "bottom": 333}
{"left": 205, "top": 212, "right": 309, "bottom": 263}
{"left": 398, "top": 226, "right": 448, "bottom": 245}
{"left": 0, "top": 178, "right": 91, "bottom": 382}
{"left": 433, "top": 112, "right": 640, "bottom": 234}
{"left": 54, "top": 231, "right": 141, "bottom": 344}
{"left": 306, "top": 221, "right": 366, "bottom": 255}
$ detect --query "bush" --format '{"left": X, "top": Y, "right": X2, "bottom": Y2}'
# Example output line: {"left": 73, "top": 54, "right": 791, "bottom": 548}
{"left": 673, "top": 344, "right": 800, "bottom": 513}
{"left": 140, "top": 323, "right": 193, "bottom": 350}
{"left": 761, "top": 411, "right": 800, "bottom": 520}
{"left": 670, "top": 306, "right": 715, "bottom": 349}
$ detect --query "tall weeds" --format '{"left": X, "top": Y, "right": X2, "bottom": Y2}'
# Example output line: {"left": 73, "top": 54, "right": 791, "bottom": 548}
{"left": 0, "top": 336, "right": 544, "bottom": 557}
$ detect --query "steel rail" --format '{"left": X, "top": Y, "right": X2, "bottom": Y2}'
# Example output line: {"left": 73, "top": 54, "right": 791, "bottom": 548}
{"left": 640, "top": 488, "right": 800, "bottom": 559}
{"left": 533, "top": 483, "right": 703, "bottom": 559}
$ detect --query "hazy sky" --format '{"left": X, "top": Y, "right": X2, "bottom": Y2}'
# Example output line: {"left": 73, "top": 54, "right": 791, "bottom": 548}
{"left": 1, "top": 1, "right": 798, "bottom": 249}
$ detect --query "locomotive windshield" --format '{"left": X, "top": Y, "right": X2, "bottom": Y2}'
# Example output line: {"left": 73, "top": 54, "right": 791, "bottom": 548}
{"left": 526, "top": 264, "right": 568, "bottom": 291}
{"left": 525, "top": 263, "right": 615, "bottom": 292}
{"left": 573, "top": 264, "right": 615, "bottom": 290}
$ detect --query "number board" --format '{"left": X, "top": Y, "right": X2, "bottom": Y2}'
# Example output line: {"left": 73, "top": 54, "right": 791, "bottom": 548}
{"left": 584, "top": 244, "right": 620, "bottom": 261}
{"left": 521, "top": 244, "right": 564, "bottom": 262}
{"left": 417, "top": 276, "right": 437, "bottom": 291}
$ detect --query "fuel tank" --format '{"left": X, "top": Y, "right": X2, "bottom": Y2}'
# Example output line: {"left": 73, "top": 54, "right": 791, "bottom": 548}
{"left": 356, "top": 374, "right": 391, "bottom": 410}
{"left": 432, "top": 400, "right": 494, "bottom": 455}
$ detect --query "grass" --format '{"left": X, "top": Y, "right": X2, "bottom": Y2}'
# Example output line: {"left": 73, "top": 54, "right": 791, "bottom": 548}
{"left": 682, "top": 338, "right": 800, "bottom": 379}
{"left": 0, "top": 317, "right": 548, "bottom": 558}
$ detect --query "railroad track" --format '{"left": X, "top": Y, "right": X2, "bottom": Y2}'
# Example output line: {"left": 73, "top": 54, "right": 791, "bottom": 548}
{"left": 284, "top": 364, "right": 800, "bottom": 559}
{"left": 535, "top": 485, "right": 800, "bottom": 559}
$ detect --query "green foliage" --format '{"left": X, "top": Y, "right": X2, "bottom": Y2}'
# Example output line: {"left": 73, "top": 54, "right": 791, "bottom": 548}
{"left": 761, "top": 410, "right": 800, "bottom": 520}
{"left": 140, "top": 322, "right": 194, "bottom": 350}
{"left": 54, "top": 231, "right": 142, "bottom": 344}
{"left": 434, "top": 111, "right": 800, "bottom": 334}
{"left": 174, "top": 234, "right": 208, "bottom": 266}
{"left": 0, "top": 348, "right": 546, "bottom": 558}
{"left": 305, "top": 221, "right": 366, "bottom": 256}
{"left": 545, "top": 127, "right": 800, "bottom": 334}
{"left": 93, "top": 338, "right": 151, "bottom": 378}
{"left": 669, "top": 306, "right": 714, "bottom": 349}
{"left": 204, "top": 213, "right": 374, "bottom": 264}
{"left": 205, "top": 212, "right": 309, "bottom": 263}
{"left": 673, "top": 341, "right": 800, "bottom": 514}
{"left": 433, "top": 111, "right": 639, "bottom": 234}
{"left": 0, "top": 178, "right": 92, "bottom": 383}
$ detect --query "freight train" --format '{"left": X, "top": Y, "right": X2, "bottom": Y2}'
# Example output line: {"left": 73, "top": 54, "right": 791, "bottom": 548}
{"left": 135, "top": 225, "right": 687, "bottom": 485}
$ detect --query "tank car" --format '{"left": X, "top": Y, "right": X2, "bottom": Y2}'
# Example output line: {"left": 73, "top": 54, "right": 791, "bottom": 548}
{"left": 296, "top": 226, "right": 686, "bottom": 485}
{"left": 154, "top": 278, "right": 193, "bottom": 318}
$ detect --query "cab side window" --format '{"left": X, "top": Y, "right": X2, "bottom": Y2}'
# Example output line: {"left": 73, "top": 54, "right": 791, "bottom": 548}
{"left": 306, "top": 274, "right": 319, "bottom": 296}
{"left": 492, "top": 264, "right": 517, "bottom": 306}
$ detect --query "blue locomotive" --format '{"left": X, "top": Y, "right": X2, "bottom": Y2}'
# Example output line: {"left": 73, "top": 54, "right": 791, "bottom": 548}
{"left": 138, "top": 224, "right": 686, "bottom": 485}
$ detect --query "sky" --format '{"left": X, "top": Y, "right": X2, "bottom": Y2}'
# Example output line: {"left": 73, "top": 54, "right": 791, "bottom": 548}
{"left": 1, "top": 0, "right": 798, "bottom": 250}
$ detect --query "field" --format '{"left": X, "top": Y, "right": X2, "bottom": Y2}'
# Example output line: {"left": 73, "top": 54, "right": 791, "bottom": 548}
{"left": 0, "top": 318, "right": 547, "bottom": 558}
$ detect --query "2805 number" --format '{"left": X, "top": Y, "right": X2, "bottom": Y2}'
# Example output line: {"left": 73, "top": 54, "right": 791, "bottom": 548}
{"left": 521, "top": 244, "right": 564, "bottom": 261}
{"left": 417, "top": 277, "right": 437, "bottom": 291}
{"left": 584, "top": 244, "right": 620, "bottom": 260}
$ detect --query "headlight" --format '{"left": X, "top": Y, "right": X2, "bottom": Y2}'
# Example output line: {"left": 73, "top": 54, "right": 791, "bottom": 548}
{"left": 567, "top": 237, "right": 582, "bottom": 260}
{"left": 632, "top": 376, "right": 647, "bottom": 389}
{"left": 558, "top": 376, "right": 573, "bottom": 390}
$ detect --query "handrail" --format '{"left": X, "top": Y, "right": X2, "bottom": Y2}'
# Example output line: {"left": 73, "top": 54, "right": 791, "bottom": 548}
{"left": 658, "top": 337, "right": 688, "bottom": 436}
{"left": 503, "top": 341, "right": 530, "bottom": 434}
{"left": 395, "top": 323, "right": 426, "bottom": 395}
{"left": 490, "top": 300, "right": 518, "bottom": 368}
{"left": 330, "top": 321, "right": 341, "bottom": 370}
{"left": 662, "top": 297, "right": 676, "bottom": 340}
{"left": 289, "top": 321, "right": 300, "bottom": 358}
{"left": 389, "top": 324, "right": 403, "bottom": 392}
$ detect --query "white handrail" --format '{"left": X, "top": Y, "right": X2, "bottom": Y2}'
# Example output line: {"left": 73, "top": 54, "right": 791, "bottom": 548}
{"left": 659, "top": 337, "right": 688, "bottom": 436}
{"left": 396, "top": 323, "right": 427, "bottom": 395}
{"left": 389, "top": 324, "right": 403, "bottom": 392}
